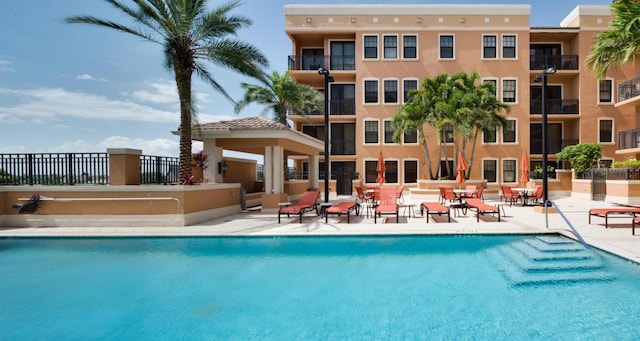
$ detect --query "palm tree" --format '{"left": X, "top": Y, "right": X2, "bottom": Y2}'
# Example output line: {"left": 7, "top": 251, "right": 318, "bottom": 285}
{"left": 235, "top": 70, "right": 322, "bottom": 125}
{"left": 586, "top": 0, "right": 640, "bottom": 78}
{"left": 67, "top": 0, "right": 268, "bottom": 183}
{"left": 236, "top": 70, "right": 323, "bottom": 179}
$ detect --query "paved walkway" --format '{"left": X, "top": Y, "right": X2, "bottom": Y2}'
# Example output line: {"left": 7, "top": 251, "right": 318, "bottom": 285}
{"left": 2, "top": 195, "right": 639, "bottom": 263}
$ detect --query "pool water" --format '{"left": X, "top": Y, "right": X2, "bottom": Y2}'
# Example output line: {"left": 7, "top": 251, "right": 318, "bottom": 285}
{"left": 1, "top": 235, "right": 639, "bottom": 340}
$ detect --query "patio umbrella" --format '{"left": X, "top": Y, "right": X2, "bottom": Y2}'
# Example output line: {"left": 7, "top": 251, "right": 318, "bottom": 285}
{"left": 456, "top": 150, "right": 467, "bottom": 186}
{"left": 376, "top": 150, "right": 386, "bottom": 185}
{"left": 520, "top": 149, "right": 530, "bottom": 184}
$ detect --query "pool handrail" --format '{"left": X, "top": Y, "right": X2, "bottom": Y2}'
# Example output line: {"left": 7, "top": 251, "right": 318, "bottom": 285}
{"left": 549, "top": 200, "right": 589, "bottom": 249}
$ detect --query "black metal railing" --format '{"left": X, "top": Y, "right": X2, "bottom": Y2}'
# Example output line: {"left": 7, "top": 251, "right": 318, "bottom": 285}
{"left": 0, "top": 152, "right": 180, "bottom": 186}
{"left": 530, "top": 139, "right": 578, "bottom": 154}
{"left": 576, "top": 168, "right": 640, "bottom": 180}
{"left": 530, "top": 55, "right": 578, "bottom": 70}
{"left": 618, "top": 75, "right": 640, "bottom": 102}
{"left": 140, "top": 155, "right": 180, "bottom": 184}
{"left": 617, "top": 128, "right": 640, "bottom": 150}
{"left": 330, "top": 139, "right": 356, "bottom": 155}
{"left": 0, "top": 153, "right": 109, "bottom": 185}
{"left": 288, "top": 55, "right": 356, "bottom": 71}
{"left": 330, "top": 99, "right": 356, "bottom": 115}
{"left": 530, "top": 99, "right": 579, "bottom": 114}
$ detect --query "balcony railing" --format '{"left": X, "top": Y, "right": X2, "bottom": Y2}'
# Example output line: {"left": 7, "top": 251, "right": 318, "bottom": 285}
{"left": 330, "top": 99, "right": 356, "bottom": 115}
{"left": 530, "top": 139, "right": 578, "bottom": 154}
{"left": 530, "top": 99, "right": 579, "bottom": 114}
{"left": 617, "top": 75, "right": 640, "bottom": 102}
{"left": 288, "top": 55, "right": 356, "bottom": 71}
{"left": 530, "top": 55, "right": 578, "bottom": 70}
{"left": 330, "top": 139, "right": 356, "bottom": 155}
{"left": 618, "top": 128, "right": 640, "bottom": 150}
{"left": 0, "top": 153, "right": 179, "bottom": 185}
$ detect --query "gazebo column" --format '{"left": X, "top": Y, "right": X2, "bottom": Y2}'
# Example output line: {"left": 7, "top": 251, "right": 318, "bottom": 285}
{"left": 203, "top": 139, "right": 222, "bottom": 184}
{"left": 261, "top": 145, "right": 288, "bottom": 212}
{"left": 308, "top": 155, "right": 319, "bottom": 190}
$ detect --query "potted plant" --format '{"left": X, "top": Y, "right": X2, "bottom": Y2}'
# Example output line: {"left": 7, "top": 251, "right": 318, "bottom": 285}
{"left": 191, "top": 151, "right": 208, "bottom": 183}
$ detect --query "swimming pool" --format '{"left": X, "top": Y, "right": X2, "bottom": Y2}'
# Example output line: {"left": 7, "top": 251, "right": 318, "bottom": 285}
{"left": 1, "top": 235, "right": 639, "bottom": 339}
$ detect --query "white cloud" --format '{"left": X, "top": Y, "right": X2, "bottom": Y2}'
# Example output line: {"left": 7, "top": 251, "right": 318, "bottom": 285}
{"left": 0, "top": 87, "right": 177, "bottom": 124}
{"left": 76, "top": 73, "right": 107, "bottom": 82}
{"left": 127, "top": 79, "right": 210, "bottom": 105}
{"left": 0, "top": 60, "right": 14, "bottom": 72}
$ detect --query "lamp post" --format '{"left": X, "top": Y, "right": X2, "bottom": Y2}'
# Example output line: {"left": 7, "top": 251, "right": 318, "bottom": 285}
{"left": 533, "top": 67, "right": 556, "bottom": 209}
{"left": 318, "top": 67, "right": 334, "bottom": 203}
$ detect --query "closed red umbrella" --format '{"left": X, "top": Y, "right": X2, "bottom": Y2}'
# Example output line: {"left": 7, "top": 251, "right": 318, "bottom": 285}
{"left": 456, "top": 150, "right": 467, "bottom": 185}
{"left": 376, "top": 150, "right": 386, "bottom": 185}
{"left": 520, "top": 149, "right": 530, "bottom": 184}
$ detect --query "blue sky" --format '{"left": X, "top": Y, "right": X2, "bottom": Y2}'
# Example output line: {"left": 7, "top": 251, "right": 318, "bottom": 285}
{"left": 0, "top": 0, "right": 611, "bottom": 158}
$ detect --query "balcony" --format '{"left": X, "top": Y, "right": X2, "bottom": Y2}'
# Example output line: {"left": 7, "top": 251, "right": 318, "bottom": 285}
{"left": 288, "top": 55, "right": 355, "bottom": 71}
{"left": 618, "top": 128, "right": 640, "bottom": 150}
{"left": 530, "top": 139, "right": 578, "bottom": 154}
{"left": 330, "top": 139, "right": 356, "bottom": 155}
{"left": 618, "top": 76, "right": 640, "bottom": 102}
{"left": 530, "top": 99, "right": 579, "bottom": 114}
{"left": 530, "top": 55, "right": 578, "bottom": 71}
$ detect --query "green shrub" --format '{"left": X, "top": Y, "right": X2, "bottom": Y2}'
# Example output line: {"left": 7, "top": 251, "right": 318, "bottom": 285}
{"left": 556, "top": 143, "right": 602, "bottom": 173}
{"left": 611, "top": 159, "right": 640, "bottom": 169}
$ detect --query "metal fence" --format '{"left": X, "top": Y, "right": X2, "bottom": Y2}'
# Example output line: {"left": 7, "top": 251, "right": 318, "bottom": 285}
{"left": 0, "top": 153, "right": 180, "bottom": 185}
{"left": 575, "top": 168, "right": 640, "bottom": 180}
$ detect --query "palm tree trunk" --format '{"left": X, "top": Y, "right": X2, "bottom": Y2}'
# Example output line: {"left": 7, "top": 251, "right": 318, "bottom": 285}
{"left": 419, "top": 130, "right": 434, "bottom": 180}
{"left": 467, "top": 129, "right": 480, "bottom": 178}
{"left": 174, "top": 60, "right": 194, "bottom": 184}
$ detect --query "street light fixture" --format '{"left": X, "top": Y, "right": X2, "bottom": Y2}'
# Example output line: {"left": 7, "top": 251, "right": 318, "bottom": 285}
{"left": 318, "top": 67, "right": 334, "bottom": 203}
{"left": 533, "top": 66, "right": 556, "bottom": 209}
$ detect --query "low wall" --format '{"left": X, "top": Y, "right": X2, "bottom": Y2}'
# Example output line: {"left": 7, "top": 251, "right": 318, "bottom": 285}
{"left": 0, "top": 184, "right": 241, "bottom": 228}
{"left": 605, "top": 180, "right": 640, "bottom": 206}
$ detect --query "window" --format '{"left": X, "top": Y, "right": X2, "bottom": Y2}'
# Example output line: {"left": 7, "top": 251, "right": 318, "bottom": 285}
{"left": 363, "top": 35, "right": 378, "bottom": 59}
{"left": 599, "top": 79, "right": 613, "bottom": 103}
{"left": 385, "top": 160, "right": 398, "bottom": 183}
{"left": 483, "top": 78, "right": 498, "bottom": 97}
{"left": 384, "top": 120, "right": 396, "bottom": 144}
{"left": 483, "top": 124, "right": 497, "bottom": 144}
{"left": 329, "top": 84, "right": 356, "bottom": 115}
{"left": 439, "top": 35, "right": 454, "bottom": 59}
{"left": 502, "top": 79, "right": 517, "bottom": 103}
{"left": 599, "top": 118, "right": 614, "bottom": 143}
{"left": 364, "top": 120, "right": 379, "bottom": 144}
{"left": 365, "top": 160, "right": 378, "bottom": 183}
{"left": 503, "top": 119, "right": 516, "bottom": 143}
{"left": 403, "top": 35, "right": 417, "bottom": 59}
{"left": 440, "top": 123, "right": 454, "bottom": 143}
{"left": 404, "top": 160, "right": 418, "bottom": 183}
{"left": 502, "top": 159, "right": 517, "bottom": 183}
{"left": 502, "top": 35, "right": 516, "bottom": 59}
{"left": 302, "top": 125, "right": 324, "bottom": 141}
{"left": 404, "top": 129, "right": 418, "bottom": 144}
{"left": 383, "top": 35, "right": 398, "bottom": 59}
{"left": 330, "top": 41, "right": 355, "bottom": 70}
{"left": 383, "top": 79, "right": 398, "bottom": 104}
{"left": 598, "top": 158, "right": 613, "bottom": 168}
{"left": 364, "top": 79, "right": 378, "bottom": 104}
{"left": 483, "top": 35, "right": 497, "bottom": 59}
{"left": 331, "top": 123, "right": 356, "bottom": 155}
{"left": 403, "top": 79, "right": 418, "bottom": 103}
{"left": 483, "top": 159, "right": 497, "bottom": 183}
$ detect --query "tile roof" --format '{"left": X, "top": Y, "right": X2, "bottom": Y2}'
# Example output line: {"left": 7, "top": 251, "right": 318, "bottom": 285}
{"left": 195, "top": 116, "right": 290, "bottom": 131}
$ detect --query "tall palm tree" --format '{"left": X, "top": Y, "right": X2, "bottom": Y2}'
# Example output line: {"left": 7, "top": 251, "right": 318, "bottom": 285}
{"left": 586, "top": 0, "right": 640, "bottom": 78}
{"left": 67, "top": 0, "right": 268, "bottom": 183}
{"left": 236, "top": 70, "right": 322, "bottom": 179}
{"left": 235, "top": 70, "right": 322, "bottom": 125}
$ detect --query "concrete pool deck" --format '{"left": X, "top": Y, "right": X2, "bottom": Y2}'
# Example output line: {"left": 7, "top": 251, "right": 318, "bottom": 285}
{"left": 2, "top": 196, "right": 639, "bottom": 264}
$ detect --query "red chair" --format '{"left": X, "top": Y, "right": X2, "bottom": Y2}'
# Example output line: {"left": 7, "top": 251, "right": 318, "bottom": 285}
{"left": 464, "top": 185, "right": 477, "bottom": 198}
{"left": 476, "top": 186, "right": 485, "bottom": 201}
{"left": 396, "top": 185, "right": 405, "bottom": 203}
{"left": 526, "top": 186, "right": 543, "bottom": 206}
{"left": 355, "top": 187, "right": 373, "bottom": 203}
{"left": 375, "top": 186, "right": 399, "bottom": 224}
{"left": 500, "top": 185, "right": 521, "bottom": 206}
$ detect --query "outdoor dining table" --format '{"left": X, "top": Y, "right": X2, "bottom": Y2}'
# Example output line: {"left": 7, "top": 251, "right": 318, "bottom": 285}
{"left": 512, "top": 187, "right": 535, "bottom": 206}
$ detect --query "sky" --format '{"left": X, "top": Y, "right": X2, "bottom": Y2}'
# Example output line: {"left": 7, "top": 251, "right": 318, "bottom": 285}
{"left": 0, "top": 0, "right": 612, "bottom": 159}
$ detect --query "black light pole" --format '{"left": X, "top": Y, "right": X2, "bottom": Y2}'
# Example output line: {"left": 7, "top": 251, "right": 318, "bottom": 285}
{"left": 534, "top": 67, "right": 556, "bottom": 208}
{"left": 318, "top": 67, "right": 334, "bottom": 203}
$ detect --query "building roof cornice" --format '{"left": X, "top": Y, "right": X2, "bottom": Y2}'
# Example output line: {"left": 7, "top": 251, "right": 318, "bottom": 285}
{"left": 284, "top": 4, "right": 530, "bottom": 16}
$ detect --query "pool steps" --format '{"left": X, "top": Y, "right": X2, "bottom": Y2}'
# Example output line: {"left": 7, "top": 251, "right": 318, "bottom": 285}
{"left": 486, "top": 236, "right": 614, "bottom": 286}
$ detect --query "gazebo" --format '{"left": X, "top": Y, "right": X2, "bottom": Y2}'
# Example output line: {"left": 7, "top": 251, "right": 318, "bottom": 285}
{"left": 184, "top": 116, "right": 324, "bottom": 210}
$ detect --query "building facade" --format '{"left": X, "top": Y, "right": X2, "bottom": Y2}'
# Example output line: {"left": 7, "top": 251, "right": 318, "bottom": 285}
{"left": 284, "top": 4, "right": 638, "bottom": 194}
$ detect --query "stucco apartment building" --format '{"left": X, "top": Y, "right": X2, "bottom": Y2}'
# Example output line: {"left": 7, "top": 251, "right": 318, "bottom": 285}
{"left": 284, "top": 3, "right": 639, "bottom": 195}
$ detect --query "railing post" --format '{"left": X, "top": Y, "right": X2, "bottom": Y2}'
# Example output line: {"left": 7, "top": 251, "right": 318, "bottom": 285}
{"left": 67, "top": 153, "right": 75, "bottom": 185}
{"left": 156, "top": 156, "right": 163, "bottom": 184}
{"left": 27, "top": 153, "right": 34, "bottom": 185}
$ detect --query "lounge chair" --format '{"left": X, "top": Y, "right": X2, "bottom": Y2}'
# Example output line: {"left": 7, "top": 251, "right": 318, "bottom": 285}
{"left": 375, "top": 186, "right": 398, "bottom": 224}
{"left": 633, "top": 216, "right": 640, "bottom": 236}
{"left": 588, "top": 207, "right": 640, "bottom": 229}
{"left": 419, "top": 202, "right": 450, "bottom": 223}
{"left": 325, "top": 201, "right": 360, "bottom": 223}
{"left": 278, "top": 191, "right": 320, "bottom": 223}
{"left": 465, "top": 198, "right": 501, "bottom": 222}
